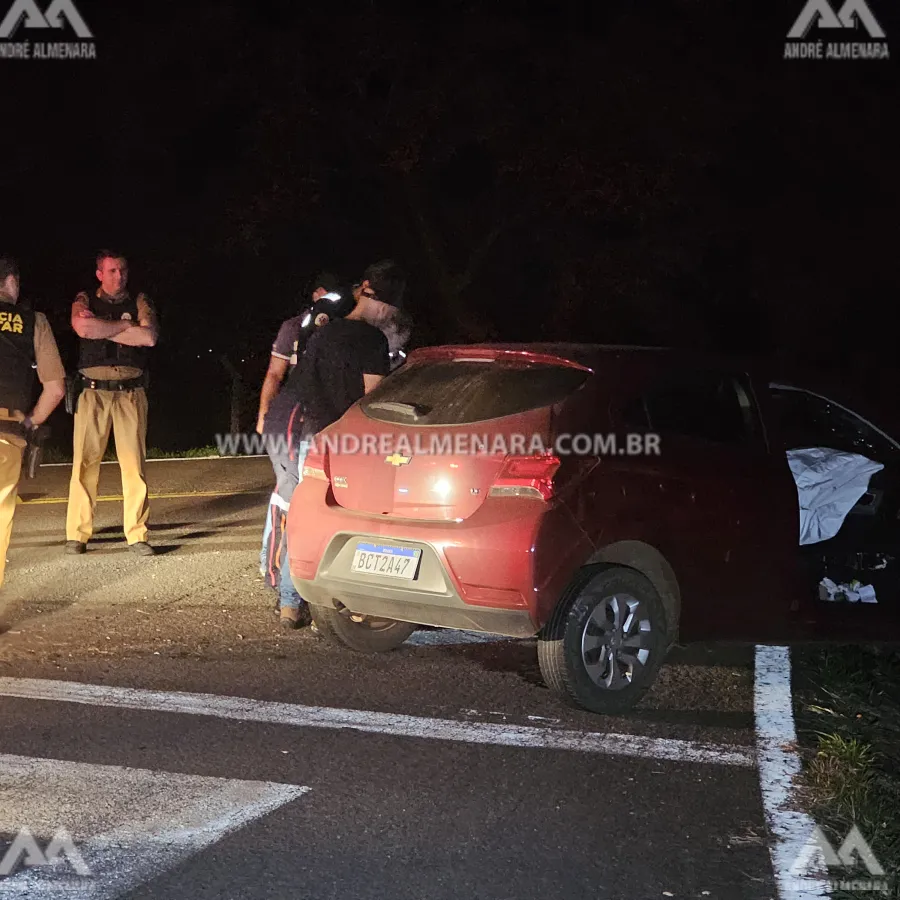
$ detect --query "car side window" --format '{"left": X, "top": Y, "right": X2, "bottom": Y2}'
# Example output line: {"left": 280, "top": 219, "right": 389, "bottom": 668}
{"left": 623, "top": 370, "right": 760, "bottom": 445}
{"left": 768, "top": 386, "right": 898, "bottom": 462}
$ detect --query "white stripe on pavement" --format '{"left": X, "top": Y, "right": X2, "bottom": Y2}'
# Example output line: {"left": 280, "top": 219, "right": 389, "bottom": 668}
{"left": 0, "top": 677, "right": 755, "bottom": 768}
{"left": 754, "top": 646, "right": 830, "bottom": 900}
{"left": 0, "top": 753, "right": 307, "bottom": 899}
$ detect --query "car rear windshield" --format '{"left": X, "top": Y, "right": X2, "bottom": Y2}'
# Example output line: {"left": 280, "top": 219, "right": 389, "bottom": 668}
{"left": 360, "top": 360, "right": 590, "bottom": 426}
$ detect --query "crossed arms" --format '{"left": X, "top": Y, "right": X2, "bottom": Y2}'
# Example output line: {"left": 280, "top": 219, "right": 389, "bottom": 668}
{"left": 71, "top": 294, "right": 159, "bottom": 347}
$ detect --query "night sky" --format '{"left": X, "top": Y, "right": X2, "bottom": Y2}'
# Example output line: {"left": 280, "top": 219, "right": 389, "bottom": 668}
{"left": 1, "top": 0, "right": 897, "bottom": 450}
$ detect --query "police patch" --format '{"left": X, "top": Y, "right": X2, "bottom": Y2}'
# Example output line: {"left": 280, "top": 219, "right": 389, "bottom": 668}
{"left": 0, "top": 311, "right": 24, "bottom": 334}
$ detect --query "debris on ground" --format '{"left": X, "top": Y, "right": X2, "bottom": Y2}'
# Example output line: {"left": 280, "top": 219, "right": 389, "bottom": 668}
{"left": 818, "top": 577, "right": 878, "bottom": 604}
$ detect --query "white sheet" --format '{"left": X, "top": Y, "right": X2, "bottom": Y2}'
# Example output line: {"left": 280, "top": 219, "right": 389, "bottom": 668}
{"left": 786, "top": 447, "right": 884, "bottom": 545}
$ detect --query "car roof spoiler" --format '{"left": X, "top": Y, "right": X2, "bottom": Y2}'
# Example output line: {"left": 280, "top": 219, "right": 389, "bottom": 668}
{"left": 407, "top": 344, "right": 595, "bottom": 373}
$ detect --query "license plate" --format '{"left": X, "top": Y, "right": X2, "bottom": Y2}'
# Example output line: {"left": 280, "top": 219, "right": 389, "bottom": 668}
{"left": 350, "top": 543, "right": 421, "bottom": 580}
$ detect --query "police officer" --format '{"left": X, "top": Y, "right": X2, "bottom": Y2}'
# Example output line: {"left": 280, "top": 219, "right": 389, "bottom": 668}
{"left": 65, "top": 250, "right": 159, "bottom": 556}
{"left": 0, "top": 256, "right": 66, "bottom": 590}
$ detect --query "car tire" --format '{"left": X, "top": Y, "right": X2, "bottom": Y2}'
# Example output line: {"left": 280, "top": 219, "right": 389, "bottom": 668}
{"left": 309, "top": 603, "right": 417, "bottom": 653}
{"left": 537, "top": 566, "right": 669, "bottom": 716}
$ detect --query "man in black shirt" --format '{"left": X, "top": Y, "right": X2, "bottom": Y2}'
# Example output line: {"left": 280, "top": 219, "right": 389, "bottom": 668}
{"left": 295, "top": 310, "right": 390, "bottom": 437}
{"left": 294, "top": 259, "right": 408, "bottom": 436}
{"left": 268, "top": 259, "right": 409, "bottom": 628}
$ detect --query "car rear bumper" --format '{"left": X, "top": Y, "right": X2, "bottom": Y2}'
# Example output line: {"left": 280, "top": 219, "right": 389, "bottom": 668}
{"left": 287, "top": 476, "right": 594, "bottom": 637}
{"left": 291, "top": 531, "right": 538, "bottom": 637}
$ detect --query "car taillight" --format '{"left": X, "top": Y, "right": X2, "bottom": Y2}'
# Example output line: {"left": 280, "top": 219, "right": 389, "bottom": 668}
{"left": 301, "top": 448, "right": 329, "bottom": 482}
{"left": 489, "top": 454, "right": 560, "bottom": 501}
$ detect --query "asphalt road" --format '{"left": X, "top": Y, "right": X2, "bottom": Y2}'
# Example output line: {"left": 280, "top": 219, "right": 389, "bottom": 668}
{"left": 0, "top": 457, "right": 782, "bottom": 900}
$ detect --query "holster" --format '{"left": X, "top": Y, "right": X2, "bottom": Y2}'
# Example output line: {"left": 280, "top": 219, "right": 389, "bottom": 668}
{"left": 65, "top": 374, "right": 83, "bottom": 415}
{"left": 24, "top": 425, "right": 50, "bottom": 479}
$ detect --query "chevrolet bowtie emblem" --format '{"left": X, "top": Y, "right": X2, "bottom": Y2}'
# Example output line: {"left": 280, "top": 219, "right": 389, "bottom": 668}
{"left": 385, "top": 453, "right": 412, "bottom": 466}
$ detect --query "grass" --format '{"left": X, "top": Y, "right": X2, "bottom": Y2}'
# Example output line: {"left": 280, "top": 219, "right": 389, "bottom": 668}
{"left": 793, "top": 644, "right": 900, "bottom": 898}
{"left": 147, "top": 446, "right": 222, "bottom": 459}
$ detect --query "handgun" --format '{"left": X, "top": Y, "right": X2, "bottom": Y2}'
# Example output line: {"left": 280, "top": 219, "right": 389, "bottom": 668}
{"left": 25, "top": 424, "right": 50, "bottom": 480}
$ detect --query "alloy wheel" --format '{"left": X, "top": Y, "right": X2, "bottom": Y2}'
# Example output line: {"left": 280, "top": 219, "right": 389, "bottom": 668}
{"left": 580, "top": 592, "right": 652, "bottom": 691}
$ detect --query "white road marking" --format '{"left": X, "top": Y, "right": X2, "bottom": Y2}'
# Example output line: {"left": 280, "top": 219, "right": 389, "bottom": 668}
{"left": 0, "top": 753, "right": 307, "bottom": 899}
{"left": 0, "top": 677, "right": 755, "bottom": 767}
{"left": 753, "top": 646, "right": 830, "bottom": 899}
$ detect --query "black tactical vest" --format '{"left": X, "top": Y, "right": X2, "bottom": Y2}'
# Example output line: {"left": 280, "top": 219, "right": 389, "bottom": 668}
{"left": 77, "top": 292, "right": 149, "bottom": 372}
{"left": 0, "top": 298, "right": 36, "bottom": 414}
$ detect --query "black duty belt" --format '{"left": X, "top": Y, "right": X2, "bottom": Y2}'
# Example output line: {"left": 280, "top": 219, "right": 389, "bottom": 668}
{"left": 80, "top": 375, "right": 145, "bottom": 392}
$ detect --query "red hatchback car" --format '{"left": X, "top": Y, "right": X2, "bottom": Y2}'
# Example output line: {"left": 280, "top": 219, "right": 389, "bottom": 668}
{"left": 286, "top": 344, "right": 900, "bottom": 715}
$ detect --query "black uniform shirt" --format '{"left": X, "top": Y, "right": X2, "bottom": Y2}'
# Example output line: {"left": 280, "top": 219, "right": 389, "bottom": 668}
{"left": 266, "top": 318, "right": 390, "bottom": 438}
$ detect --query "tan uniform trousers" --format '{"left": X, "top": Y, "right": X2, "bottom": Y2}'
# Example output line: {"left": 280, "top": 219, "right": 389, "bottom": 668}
{"left": 0, "top": 437, "right": 24, "bottom": 589}
{"left": 66, "top": 388, "right": 150, "bottom": 545}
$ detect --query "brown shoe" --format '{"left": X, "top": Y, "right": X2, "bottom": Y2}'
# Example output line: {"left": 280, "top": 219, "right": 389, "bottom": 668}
{"left": 279, "top": 606, "right": 311, "bottom": 629}
{"left": 128, "top": 542, "right": 155, "bottom": 557}
{"left": 65, "top": 540, "right": 87, "bottom": 555}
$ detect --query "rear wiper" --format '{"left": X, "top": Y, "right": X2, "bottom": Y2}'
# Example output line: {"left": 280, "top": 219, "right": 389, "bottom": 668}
{"left": 368, "top": 401, "right": 432, "bottom": 420}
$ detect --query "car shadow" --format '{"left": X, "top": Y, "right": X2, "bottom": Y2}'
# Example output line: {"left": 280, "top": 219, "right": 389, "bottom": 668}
{"left": 411, "top": 639, "right": 545, "bottom": 689}
{"left": 626, "top": 707, "right": 754, "bottom": 729}
{"left": 415, "top": 636, "right": 757, "bottom": 730}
